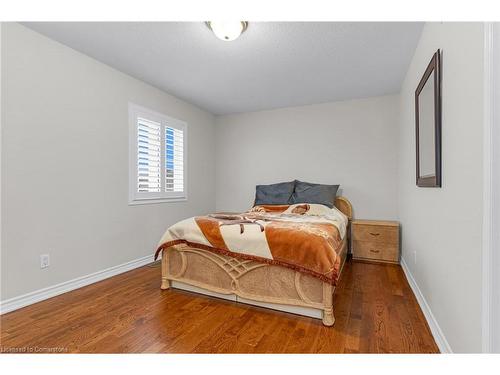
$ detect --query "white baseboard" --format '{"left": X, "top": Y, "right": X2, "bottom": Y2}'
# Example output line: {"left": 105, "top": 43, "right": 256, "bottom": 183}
{"left": 400, "top": 258, "right": 452, "bottom": 353}
{"left": 0, "top": 254, "right": 155, "bottom": 315}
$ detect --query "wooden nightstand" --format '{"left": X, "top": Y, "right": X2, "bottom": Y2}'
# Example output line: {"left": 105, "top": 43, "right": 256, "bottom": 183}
{"left": 351, "top": 220, "right": 400, "bottom": 264}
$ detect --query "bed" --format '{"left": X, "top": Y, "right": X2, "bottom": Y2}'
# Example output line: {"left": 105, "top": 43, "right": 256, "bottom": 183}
{"left": 155, "top": 196, "right": 352, "bottom": 326}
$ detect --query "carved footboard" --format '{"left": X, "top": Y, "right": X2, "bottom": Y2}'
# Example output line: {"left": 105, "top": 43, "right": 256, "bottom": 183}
{"left": 160, "top": 239, "right": 347, "bottom": 326}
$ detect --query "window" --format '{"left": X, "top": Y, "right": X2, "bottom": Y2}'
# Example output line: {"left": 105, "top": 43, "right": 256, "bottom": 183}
{"left": 129, "top": 103, "right": 187, "bottom": 204}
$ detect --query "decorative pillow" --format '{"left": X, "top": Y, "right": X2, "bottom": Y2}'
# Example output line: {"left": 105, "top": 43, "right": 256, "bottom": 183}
{"left": 291, "top": 180, "right": 339, "bottom": 208}
{"left": 254, "top": 181, "right": 295, "bottom": 205}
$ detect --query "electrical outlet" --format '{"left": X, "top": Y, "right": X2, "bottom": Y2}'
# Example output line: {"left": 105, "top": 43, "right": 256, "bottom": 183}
{"left": 40, "top": 254, "right": 50, "bottom": 269}
{"left": 413, "top": 251, "right": 417, "bottom": 264}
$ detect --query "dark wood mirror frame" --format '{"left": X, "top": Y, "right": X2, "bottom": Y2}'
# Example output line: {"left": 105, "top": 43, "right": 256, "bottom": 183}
{"left": 415, "top": 49, "right": 442, "bottom": 187}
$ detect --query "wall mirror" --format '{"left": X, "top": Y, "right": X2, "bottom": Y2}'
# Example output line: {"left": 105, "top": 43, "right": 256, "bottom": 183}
{"left": 415, "top": 49, "right": 442, "bottom": 187}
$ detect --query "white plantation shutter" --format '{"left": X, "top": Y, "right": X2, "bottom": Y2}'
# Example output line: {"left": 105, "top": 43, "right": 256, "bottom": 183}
{"left": 165, "top": 126, "right": 184, "bottom": 193}
{"left": 129, "top": 103, "right": 187, "bottom": 204}
{"left": 137, "top": 118, "right": 161, "bottom": 193}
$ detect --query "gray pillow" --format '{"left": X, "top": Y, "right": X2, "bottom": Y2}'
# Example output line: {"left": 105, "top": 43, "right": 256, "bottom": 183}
{"left": 254, "top": 181, "right": 295, "bottom": 205}
{"left": 291, "top": 180, "right": 339, "bottom": 208}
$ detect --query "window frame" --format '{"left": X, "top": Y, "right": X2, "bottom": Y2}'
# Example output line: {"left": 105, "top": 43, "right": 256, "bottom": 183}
{"left": 128, "top": 103, "right": 188, "bottom": 205}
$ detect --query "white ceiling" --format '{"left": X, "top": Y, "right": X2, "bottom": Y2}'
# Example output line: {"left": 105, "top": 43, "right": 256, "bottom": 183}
{"left": 24, "top": 22, "right": 423, "bottom": 115}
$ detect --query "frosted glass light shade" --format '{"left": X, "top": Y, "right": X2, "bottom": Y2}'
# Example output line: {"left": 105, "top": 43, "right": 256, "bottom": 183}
{"left": 207, "top": 21, "right": 248, "bottom": 41}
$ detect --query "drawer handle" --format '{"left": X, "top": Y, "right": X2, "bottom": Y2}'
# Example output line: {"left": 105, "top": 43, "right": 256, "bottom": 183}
{"left": 370, "top": 249, "right": 380, "bottom": 253}
{"left": 369, "top": 232, "right": 380, "bottom": 236}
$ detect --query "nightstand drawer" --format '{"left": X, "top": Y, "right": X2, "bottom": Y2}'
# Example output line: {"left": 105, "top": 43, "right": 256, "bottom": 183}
{"left": 352, "top": 240, "right": 399, "bottom": 263}
{"left": 351, "top": 224, "right": 398, "bottom": 244}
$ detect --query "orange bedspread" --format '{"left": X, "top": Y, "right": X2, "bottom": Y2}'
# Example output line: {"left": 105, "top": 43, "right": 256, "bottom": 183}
{"left": 155, "top": 203, "right": 347, "bottom": 284}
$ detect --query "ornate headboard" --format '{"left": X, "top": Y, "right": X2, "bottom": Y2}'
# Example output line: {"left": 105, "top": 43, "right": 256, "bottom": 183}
{"left": 334, "top": 196, "right": 353, "bottom": 220}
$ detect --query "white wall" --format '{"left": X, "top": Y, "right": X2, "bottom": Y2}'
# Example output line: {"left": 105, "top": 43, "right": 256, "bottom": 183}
{"left": 215, "top": 95, "right": 400, "bottom": 219}
{"left": 398, "top": 22, "right": 485, "bottom": 352}
{"left": 0, "top": 23, "right": 216, "bottom": 300}
{"left": 0, "top": 23, "right": 3, "bottom": 292}
{"left": 489, "top": 22, "right": 500, "bottom": 354}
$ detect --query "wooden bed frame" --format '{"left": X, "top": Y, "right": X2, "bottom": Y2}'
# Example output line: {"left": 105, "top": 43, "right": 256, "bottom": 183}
{"left": 160, "top": 196, "right": 353, "bottom": 326}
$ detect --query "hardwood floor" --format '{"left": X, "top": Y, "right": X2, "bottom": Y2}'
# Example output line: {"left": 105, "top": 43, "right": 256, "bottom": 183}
{"left": 0, "top": 260, "right": 439, "bottom": 353}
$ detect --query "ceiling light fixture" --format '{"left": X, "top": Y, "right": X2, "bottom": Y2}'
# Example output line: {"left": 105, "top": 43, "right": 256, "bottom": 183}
{"left": 206, "top": 21, "right": 248, "bottom": 41}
